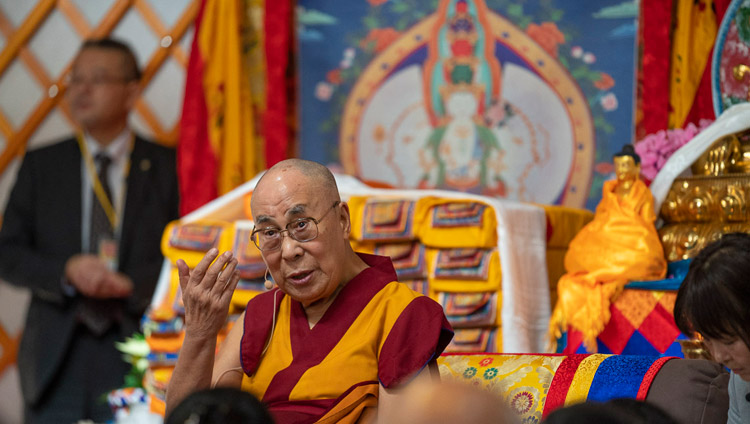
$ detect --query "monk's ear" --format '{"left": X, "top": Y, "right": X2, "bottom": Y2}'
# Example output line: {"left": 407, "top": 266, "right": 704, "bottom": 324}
{"left": 338, "top": 201, "right": 352, "bottom": 238}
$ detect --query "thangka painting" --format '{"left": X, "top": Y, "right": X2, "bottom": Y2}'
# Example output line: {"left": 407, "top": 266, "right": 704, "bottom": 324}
{"left": 297, "top": 0, "right": 638, "bottom": 209}
{"left": 712, "top": 0, "right": 750, "bottom": 115}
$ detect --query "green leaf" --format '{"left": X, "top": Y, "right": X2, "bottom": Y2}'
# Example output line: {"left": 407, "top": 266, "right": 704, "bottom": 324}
{"left": 392, "top": 1, "right": 410, "bottom": 13}
{"left": 363, "top": 16, "right": 379, "bottom": 30}
{"left": 558, "top": 55, "right": 569, "bottom": 69}
{"left": 507, "top": 4, "right": 523, "bottom": 17}
{"left": 571, "top": 66, "right": 588, "bottom": 79}
{"left": 518, "top": 16, "right": 532, "bottom": 29}
{"left": 297, "top": 8, "right": 337, "bottom": 26}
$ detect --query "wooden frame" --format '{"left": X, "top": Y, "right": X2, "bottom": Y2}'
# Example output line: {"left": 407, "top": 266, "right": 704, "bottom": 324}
{"left": 0, "top": 0, "right": 200, "bottom": 176}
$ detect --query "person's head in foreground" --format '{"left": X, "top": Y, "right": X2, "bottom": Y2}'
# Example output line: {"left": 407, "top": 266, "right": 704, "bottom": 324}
{"left": 391, "top": 379, "right": 516, "bottom": 424}
{"left": 165, "top": 387, "right": 274, "bottom": 424}
{"left": 674, "top": 232, "right": 750, "bottom": 381}
{"left": 542, "top": 398, "right": 677, "bottom": 424}
{"left": 250, "top": 158, "right": 364, "bottom": 307}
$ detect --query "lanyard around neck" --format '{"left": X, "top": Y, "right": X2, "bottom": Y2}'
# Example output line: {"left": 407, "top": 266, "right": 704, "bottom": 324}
{"left": 76, "top": 132, "right": 133, "bottom": 229}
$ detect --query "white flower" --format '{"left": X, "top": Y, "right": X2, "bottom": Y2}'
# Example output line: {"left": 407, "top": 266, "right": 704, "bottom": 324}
{"left": 600, "top": 92, "right": 618, "bottom": 111}
{"left": 583, "top": 52, "right": 596, "bottom": 64}
{"left": 115, "top": 337, "right": 150, "bottom": 357}
{"left": 315, "top": 82, "right": 333, "bottom": 101}
{"left": 570, "top": 46, "right": 583, "bottom": 58}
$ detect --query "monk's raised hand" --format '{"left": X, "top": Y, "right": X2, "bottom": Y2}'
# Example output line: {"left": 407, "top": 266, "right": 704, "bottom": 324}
{"left": 177, "top": 248, "right": 241, "bottom": 339}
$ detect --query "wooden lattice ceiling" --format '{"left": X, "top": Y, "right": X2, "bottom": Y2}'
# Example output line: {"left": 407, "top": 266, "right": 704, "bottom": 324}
{"left": 0, "top": 0, "right": 200, "bottom": 178}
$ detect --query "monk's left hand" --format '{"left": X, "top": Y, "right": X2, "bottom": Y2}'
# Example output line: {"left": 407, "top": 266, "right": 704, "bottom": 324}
{"left": 176, "top": 248, "right": 240, "bottom": 340}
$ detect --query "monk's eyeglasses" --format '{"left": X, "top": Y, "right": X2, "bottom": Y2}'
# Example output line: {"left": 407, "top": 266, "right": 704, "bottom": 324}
{"left": 251, "top": 201, "right": 340, "bottom": 252}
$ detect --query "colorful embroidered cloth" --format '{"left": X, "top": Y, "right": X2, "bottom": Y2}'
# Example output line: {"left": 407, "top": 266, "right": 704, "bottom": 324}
{"left": 563, "top": 289, "right": 686, "bottom": 357}
{"left": 161, "top": 220, "right": 233, "bottom": 267}
{"left": 415, "top": 198, "right": 498, "bottom": 248}
{"left": 438, "top": 292, "right": 500, "bottom": 328}
{"left": 348, "top": 197, "right": 419, "bottom": 241}
{"left": 438, "top": 353, "right": 675, "bottom": 422}
{"left": 427, "top": 248, "right": 502, "bottom": 293}
{"left": 446, "top": 328, "right": 500, "bottom": 353}
{"left": 232, "top": 221, "right": 266, "bottom": 280}
{"left": 351, "top": 241, "right": 429, "bottom": 280}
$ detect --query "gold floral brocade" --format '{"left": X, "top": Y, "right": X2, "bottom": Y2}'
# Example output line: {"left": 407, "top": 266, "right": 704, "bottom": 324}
{"left": 438, "top": 354, "right": 565, "bottom": 423}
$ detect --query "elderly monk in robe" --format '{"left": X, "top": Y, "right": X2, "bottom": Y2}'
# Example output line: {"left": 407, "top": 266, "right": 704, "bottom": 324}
{"left": 549, "top": 145, "right": 667, "bottom": 351}
{"left": 166, "top": 159, "right": 454, "bottom": 423}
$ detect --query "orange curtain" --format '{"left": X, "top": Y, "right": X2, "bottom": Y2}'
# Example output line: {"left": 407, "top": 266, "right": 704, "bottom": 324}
{"left": 178, "top": 0, "right": 264, "bottom": 215}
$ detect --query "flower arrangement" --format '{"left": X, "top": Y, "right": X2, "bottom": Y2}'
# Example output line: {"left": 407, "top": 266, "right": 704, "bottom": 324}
{"left": 634, "top": 119, "right": 713, "bottom": 181}
{"left": 115, "top": 333, "right": 151, "bottom": 389}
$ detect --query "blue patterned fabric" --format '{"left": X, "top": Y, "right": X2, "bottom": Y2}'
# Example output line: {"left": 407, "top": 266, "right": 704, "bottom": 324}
{"left": 587, "top": 355, "right": 658, "bottom": 402}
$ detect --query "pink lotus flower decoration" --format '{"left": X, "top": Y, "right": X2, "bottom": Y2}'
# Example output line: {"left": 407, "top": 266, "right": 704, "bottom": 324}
{"left": 634, "top": 119, "right": 713, "bottom": 181}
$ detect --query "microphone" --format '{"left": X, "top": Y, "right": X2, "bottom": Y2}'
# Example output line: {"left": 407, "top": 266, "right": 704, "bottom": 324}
{"left": 264, "top": 269, "right": 274, "bottom": 290}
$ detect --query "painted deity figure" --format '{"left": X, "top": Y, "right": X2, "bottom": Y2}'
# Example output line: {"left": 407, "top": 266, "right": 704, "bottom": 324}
{"left": 419, "top": 0, "right": 506, "bottom": 196}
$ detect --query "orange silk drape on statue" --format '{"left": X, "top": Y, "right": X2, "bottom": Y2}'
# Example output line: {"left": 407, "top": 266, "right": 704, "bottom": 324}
{"left": 550, "top": 179, "right": 667, "bottom": 351}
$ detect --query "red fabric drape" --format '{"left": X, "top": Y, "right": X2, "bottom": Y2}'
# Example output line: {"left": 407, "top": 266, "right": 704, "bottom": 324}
{"left": 263, "top": 0, "right": 292, "bottom": 167}
{"left": 640, "top": 0, "right": 674, "bottom": 135}
{"left": 177, "top": 0, "right": 217, "bottom": 216}
{"left": 683, "top": 0, "right": 732, "bottom": 125}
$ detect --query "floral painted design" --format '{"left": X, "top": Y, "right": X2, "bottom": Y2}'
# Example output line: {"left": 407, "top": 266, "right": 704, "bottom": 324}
{"left": 463, "top": 366, "right": 478, "bottom": 378}
{"left": 525, "top": 22, "right": 565, "bottom": 57}
{"left": 594, "top": 72, "right": 615, "bottom": 91}
{"left": 479, "top": 357, "right": 494, "bottom": 366}
{"left": 483, "top": 367, "right": 499, "bottom": 380}
{"left": 507, "top": 385, "right": 542, "bottom": 422}
{"left": 510, "top": 391, "right": 534, "bottom": 414}
{"left": 600, "top": 92, "right": 618, "bottom": 111}
{"left": 359, "top": 27, "right": 401, "bottom": 53}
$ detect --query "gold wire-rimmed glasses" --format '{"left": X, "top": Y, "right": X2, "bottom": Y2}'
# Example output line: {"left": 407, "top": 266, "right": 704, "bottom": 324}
{"left": 251, "top": 201, "right": 340, "bottom": 252}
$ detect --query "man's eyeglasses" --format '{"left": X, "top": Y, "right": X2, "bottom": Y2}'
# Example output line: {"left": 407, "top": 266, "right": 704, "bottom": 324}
{"left": 251, "top": 201, "right": 340, "bottom": 252}
{"left": 68, "top": 75, "right": 134, "bottom": 87}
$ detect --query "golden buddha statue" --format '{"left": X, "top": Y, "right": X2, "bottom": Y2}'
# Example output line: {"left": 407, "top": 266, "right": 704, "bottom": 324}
{"left": 659, "top": 127, "right": 750, "bottom": 261}
{"left": 549, "top": 145, "right": 667, "bottom": 351}
{"left": 690, "top": 128, "right": 750, "bottom": 176}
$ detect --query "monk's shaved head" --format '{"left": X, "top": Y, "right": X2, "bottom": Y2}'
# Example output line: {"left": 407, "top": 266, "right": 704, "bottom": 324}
{"left": 252, "top": 159, "right": 340, "bottom": 210}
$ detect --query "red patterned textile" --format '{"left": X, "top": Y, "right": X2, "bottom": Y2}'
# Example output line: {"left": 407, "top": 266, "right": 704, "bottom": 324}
{"left": 563, "top": 289, "right": 685, "bottom": 356}
{"left": 640, "top": 0, "right": 673, "bottom": 135}
{"left": 541, "top": 354, "right": 587, "bottom": 417}
{"left": 178, "top": 0, "right": 216, "bottom": 215}
{"left": 682, "top": 0, "right": 732, "bottom": 126}
{"left": 636, "top": 356, "right": 673, "bottom": 400}
{"left": 263, "top": 0, "right": 292, "bottom": 167}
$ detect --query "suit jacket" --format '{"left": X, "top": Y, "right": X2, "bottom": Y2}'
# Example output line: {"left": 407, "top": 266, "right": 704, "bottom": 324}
{"left": 0, "top": 135, "right": 179, "bottom": 405}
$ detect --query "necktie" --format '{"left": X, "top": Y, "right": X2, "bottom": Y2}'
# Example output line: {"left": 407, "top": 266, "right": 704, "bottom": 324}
{"left": 77, "top": 152, "right": 122, "bottom": 336}
{"left": 90, "top": 153, "right": 114, "bottom": 252}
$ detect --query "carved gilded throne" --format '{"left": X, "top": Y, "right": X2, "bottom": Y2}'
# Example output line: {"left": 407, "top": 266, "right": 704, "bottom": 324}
{"left": 659, "top": 128, "right": 750, "bottom": 261}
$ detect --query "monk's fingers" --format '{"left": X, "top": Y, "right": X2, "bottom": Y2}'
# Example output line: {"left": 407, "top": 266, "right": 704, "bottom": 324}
{"left": 191, "top": 248, "right": 221, "bottom": 288}
{"left": 213, "top": 258, "right": 238, "bottom": 296}
{"left": 202, "top": 251, "right": 234, "bottom": 290}
{"left": 220, "top": 270, "right": 241, "bottom": 303}
{"left": 176, "top": 259, "right": 190, "bottom": 293}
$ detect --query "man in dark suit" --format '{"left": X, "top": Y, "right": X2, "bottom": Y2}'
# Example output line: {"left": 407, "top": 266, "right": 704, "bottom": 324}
{"left": 0, "top": 38, "right": 179, "bottom": 423}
